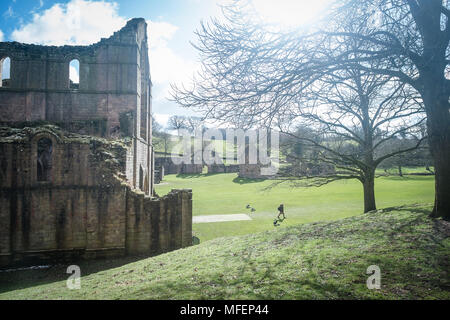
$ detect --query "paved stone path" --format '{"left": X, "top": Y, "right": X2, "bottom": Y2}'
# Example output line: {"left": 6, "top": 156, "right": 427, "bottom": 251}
{"left": 193, "top": 214, "right": 252, "bottom": 224}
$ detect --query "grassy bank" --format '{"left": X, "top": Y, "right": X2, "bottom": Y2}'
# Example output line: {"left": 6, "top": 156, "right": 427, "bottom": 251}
{"left": 0, "top": 204, "right": 448, "bottom": 299}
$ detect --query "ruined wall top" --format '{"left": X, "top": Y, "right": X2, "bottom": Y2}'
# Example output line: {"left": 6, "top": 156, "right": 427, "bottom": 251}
{"left": 0, "top": 18, "right": 148, "bottom": 61}
{"left": 0, "top": 18, "right": 151, "bottom": 138}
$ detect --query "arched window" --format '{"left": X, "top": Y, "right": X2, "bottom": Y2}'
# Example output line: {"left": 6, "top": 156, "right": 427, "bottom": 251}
{"left": 37, "top": 138, "right": 52, "bottom": 181}
{"left": 1, "top": 57, "right": 11, "bottom": 87}
{"left": 69, "top": 59, "right": 80, "bottom": 89}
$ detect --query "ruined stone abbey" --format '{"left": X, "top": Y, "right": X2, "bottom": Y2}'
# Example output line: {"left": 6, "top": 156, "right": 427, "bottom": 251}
{"left": 0, "top": 18, "right": 192, "bottom": 267}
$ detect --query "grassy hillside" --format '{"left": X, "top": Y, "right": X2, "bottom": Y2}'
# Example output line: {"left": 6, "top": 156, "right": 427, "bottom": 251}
{"left": 1, "top": 204, "right": 448, "bottom": 300}
{"left": 155, "top": 173, "right": 434, "bottom": 241}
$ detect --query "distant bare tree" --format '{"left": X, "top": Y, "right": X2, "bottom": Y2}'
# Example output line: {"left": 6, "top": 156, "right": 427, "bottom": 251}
{"left": 168, "top": 115, "right": 188, "bottom": 135}
{"left": 186, "top": 116, "right": 205, "bottom": 134}
{"left": 158, "top": 132, "right": 172, "bottom": 159}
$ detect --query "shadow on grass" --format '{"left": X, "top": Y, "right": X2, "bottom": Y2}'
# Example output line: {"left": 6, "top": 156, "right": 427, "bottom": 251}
{"left": 175, "top": 173, "right": 224, "bottom": 179}
{"left": 381, "top": 204, "right": 432, "bottom": 215}
{"left": 0, "top": 254, "right": 150, "bottom": 294}
{"left": 378, "top": 204, "right": 449, "bottom": 248}
{"left": 381, "top": 175, "right": 434, "bottom": 182}
{"left": 233, "top": 176, "right": 267, "bottom": 184}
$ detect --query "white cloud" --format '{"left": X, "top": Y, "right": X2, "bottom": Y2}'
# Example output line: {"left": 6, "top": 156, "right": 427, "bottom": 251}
{"left": 3, "top": 6, "right": 14, "bottom": 19}
{"left": 153, "top": 113, "right": 171, "bottom": 128}
{"left": 10, "top": 0, "right": 198, "bottom": 112}
{"left": 147, "top": 20, "right": 198, "bottom": 97}
{"left": 0, "top": 30, "right": 4, "bottom": 42}
{"left": 11, "top": 0, "right": 126, "bottom": 45}
{"left": 147, "top": 21, "right": 178, "bottom": 49}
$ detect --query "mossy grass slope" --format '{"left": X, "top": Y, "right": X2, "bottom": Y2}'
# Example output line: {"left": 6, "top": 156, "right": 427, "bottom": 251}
{"left": 0, "top": 204, "right": 448, "bottom": 300}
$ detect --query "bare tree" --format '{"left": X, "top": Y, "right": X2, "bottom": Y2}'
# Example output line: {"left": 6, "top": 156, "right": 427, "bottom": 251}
{"left": 279, "top": 66, "right": 425, "bottom": 212}
{"left": 171, "top": 0, "right": 449, "bottom": 219}
{"left": 158, "top": 131, "right": 172, "bottom": 159}
{"left": 377, "top": 134, "right": 432, "bottom": 176}
{"left": 167, "top": 115, "right": 188, "bottom": 135}
{"left": 185, "top": 116, "right": 205, "bottom": 134}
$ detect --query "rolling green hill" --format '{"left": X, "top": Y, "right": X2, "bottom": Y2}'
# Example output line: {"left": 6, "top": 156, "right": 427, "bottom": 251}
{"left": 1, "top": 204, "right": 448, "bottom": 300}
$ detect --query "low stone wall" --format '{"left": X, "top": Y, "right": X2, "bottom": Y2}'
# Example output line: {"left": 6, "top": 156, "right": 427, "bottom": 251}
{"left": 155, "top": 157, "right": 203, "bottom": 176}
{"left": 207, "top": 164, "right": 240, "bottom": 174}
{"left": 125, "top": 188, "right": 192, "bottom": 256}
{"left": 239, "top": 164, "right": 265, "bottom": 179}
{"left": 0, "top": 186, "right": 192, "bottom": 267}
{"left": 0, "top": 126, "right": 192, "bottom": 268}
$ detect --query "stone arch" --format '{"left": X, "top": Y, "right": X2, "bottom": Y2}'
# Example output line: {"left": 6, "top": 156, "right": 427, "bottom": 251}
{"left": 30, "top": 132, "right": 60, "bottom": 183}
{"left": 37, "top": 138, "right": 53, "bottom": 181}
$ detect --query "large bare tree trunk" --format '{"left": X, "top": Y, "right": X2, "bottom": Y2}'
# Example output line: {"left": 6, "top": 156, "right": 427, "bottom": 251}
{"left": 414, "top": 2, "right": 450, "bottom": 220}
{"left": 362, "top": 171, "right": 376, "bottom": 213}
{"left": 425, "top": 95, "right": 450, "bottom": 220}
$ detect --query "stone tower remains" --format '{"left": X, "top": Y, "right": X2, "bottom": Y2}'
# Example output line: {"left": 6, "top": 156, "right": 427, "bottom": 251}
{"left": 0, "top": 18, "right": 192, "bottom": 267}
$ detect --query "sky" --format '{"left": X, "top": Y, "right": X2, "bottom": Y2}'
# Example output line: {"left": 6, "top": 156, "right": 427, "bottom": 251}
{"left": 0, "top": 0, "right": 330, "bottom": 128}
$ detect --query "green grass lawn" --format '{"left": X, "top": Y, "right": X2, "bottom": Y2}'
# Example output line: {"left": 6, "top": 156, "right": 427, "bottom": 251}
{"left": 1, "top": 204, "right": 448, "bottom": 299}
{"left": 155, "top": 173, "right": 435, "bottom": 242}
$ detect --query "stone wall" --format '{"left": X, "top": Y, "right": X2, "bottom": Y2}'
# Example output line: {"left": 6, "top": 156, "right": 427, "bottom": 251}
{"left": 239, "top": 164, "right": 265, "bottom": 179}
{"left": 207, "top": 164, "right": 239, "bottom": 174}
{"left": 0, "top": 18, "right": 153, "bottom": 195}
{"left": 0, "top": 19, "right": 193, "bottom": 268}
{"left": 125, "top": 189, "right": 192, "bottom": 255}
{"left": 0, "top": 126, "right": 192, "bottom": 268}
{"left": 154, "top": 157, "right": 203, "bottom": 177}
{"left": 153, "top": 159, "right": 240, "bottom": 180}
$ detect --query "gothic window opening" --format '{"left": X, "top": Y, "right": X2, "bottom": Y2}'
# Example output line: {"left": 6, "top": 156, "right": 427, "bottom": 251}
{"left": 37, "top": 138, "right": 52, "bottom": 181}
{"left": 1, "top": 57, "right": 11, "bottom": 87}
{"left": 69, "top": 59, "right": 80, "bottom": 89}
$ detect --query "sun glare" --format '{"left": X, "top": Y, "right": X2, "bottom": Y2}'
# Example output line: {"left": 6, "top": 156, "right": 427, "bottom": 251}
{"left": 252, "top": 0, "right": 331, "bottom": 28}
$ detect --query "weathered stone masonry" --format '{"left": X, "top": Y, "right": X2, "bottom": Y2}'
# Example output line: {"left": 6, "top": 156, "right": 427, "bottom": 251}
{"left": 0, "top": 19, "right": 192, "bottom": 267}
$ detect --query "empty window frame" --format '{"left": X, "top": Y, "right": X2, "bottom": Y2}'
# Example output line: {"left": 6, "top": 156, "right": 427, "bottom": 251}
{"left": 69, "top": 59, "right": 80, "bottom": 89}
{"left": 1, "top": 57, "right": 11, "bottom": 87}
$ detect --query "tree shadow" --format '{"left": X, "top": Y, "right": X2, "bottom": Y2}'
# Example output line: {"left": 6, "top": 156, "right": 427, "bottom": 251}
{"left": 380, "top": 204, "right": 449, "bottom": 248}
{"left": 0, "top": 254, "right": 152, "bottom": 294}
{"left": 381, "top": 175, "right": 412, "bottom": 181}
{"left": 379, "top": 204, "right": 432, "bottom": 215}
{"left": 175, "top": 173, "right": 223, "bottom": 179}
{"left": 232, "top": 176, "right": 267, "bottom": 184}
